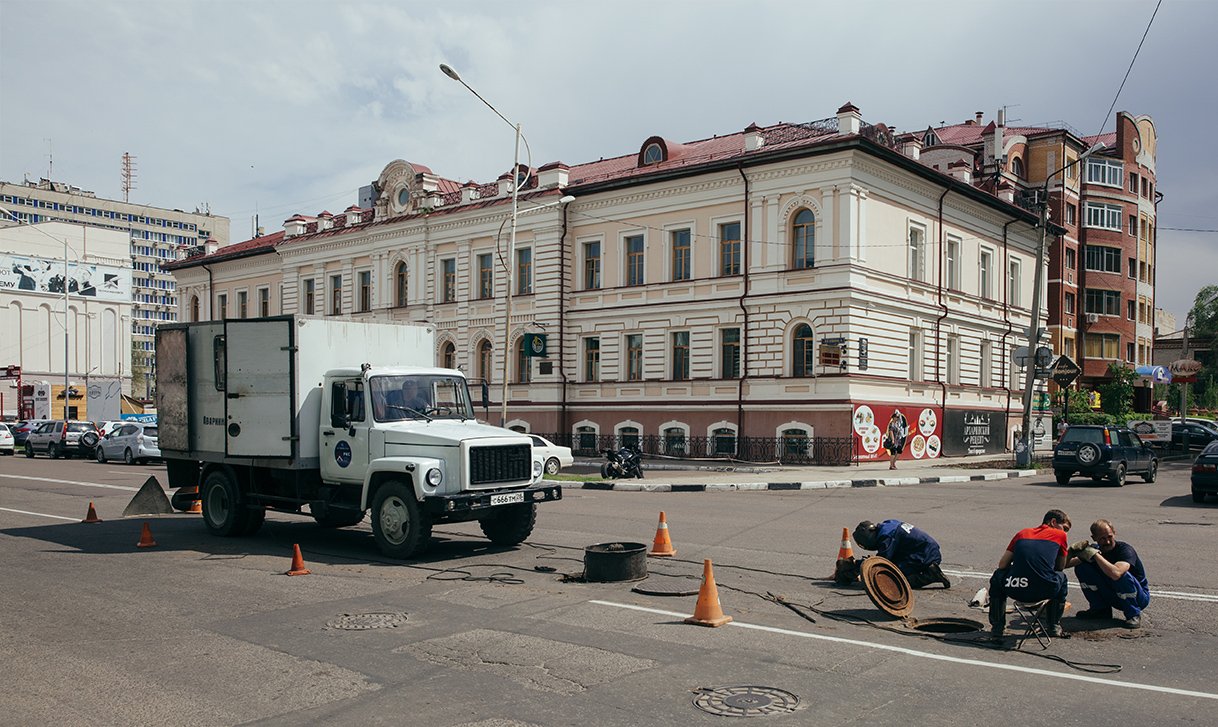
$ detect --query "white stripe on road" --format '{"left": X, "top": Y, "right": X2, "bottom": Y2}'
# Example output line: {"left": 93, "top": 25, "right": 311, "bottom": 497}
{"left": 0, "top": 506, "right": 78, "bottom": 521}
{"left": 591, "top": 600, "right": 1218, "bottom": 701}
{"left": 943, "top": 568, "right": 1218, "bottom": 603}
{"left": 0, "top": 473, "right": 139, "bottom": 492}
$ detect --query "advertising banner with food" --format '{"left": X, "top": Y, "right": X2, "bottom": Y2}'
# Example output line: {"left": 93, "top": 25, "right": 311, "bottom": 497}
{"left": 942, "top": 409, "right": 1008, "bottom": 456}
{"left": 852, "top": 403, "right": 943, "bottom": 461}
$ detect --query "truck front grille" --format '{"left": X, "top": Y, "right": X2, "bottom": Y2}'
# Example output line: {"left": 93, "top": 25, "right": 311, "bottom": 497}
{"left": 469, "top": 443, "right": 532, "bottom": 486}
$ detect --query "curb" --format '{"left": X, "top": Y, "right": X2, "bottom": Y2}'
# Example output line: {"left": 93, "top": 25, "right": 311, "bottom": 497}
{"left": 558, "top": 469, "right": 1037, "bottom": 492}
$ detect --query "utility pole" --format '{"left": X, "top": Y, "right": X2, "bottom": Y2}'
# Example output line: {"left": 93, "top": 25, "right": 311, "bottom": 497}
{"left": 1018, "top": 194, "right": 1050, "bottom": 466}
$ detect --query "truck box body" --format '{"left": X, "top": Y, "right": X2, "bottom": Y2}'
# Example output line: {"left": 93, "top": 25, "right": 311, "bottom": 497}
{"left": 157, "top": 316, "right": 434, "bottom": 468}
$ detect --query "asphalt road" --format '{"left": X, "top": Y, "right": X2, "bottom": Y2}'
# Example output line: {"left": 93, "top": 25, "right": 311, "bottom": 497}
{"left": 2, "top": 453, "right": 1216, "bottom": 726}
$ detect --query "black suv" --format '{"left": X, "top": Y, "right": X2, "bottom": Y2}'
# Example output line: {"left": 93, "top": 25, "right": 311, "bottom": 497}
{"left": 1052, "top": 424, "right": 1158, "bottom": 487}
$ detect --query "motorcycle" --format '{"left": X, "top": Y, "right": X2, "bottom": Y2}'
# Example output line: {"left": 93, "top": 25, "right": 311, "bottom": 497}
{"left": 601, "top": 446, "right": 644, "bottom": 480}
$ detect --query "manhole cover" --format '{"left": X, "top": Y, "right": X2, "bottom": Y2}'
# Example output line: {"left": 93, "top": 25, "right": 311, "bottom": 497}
{"left": 692, "top": 686, "right": 801, "bottom": 718}
{"left": 326, "top": 612, "right": 408, "bottom": 630}
{"left": 632, "top": 579, "right": 700, "bottom": 597}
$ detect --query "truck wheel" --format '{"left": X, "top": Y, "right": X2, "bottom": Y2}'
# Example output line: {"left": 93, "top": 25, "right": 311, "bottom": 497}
{"left": 240, "top": 507, "right": 266, "bottom": 536}
{"left": 201, "top": 469, "right": 252, "bottom": 537}
{"left": 479, "top": 503, "right": 537, "bottom": 546}
{"left": 371, "top": 481, "right": 429, "bottom": 559}
{"left": 313, "top": 509, "right": 367, "bottom": 528}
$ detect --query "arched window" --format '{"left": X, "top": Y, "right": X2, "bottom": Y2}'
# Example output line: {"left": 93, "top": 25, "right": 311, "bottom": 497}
{"left": 618, "top": 426, "right": 640, "bottom": 449}
{"left": 1010, "top": 156, "right": 1025, "bottom": 178}
{"left": 664, "top": 426, "right": 687, "bottom": 456}
{"left": 923, "top": 130, "right": 940, "bottom": 147}
{"left": 395, "top": 261, "right": 408, "bottom": 307}
{"left": 516, "top": 337, "right": 531, "bottom": 383}
{"left": 642, "top": 143, "right": 664, "bottom": 165}
{"left": 190, "top": 295, "right": 199, "bottom": 322}
{"left": 792, "top": 324, "right": 814, "bottom": 377}
{"left": 441, "top": 341, "right": 456, "bottom": 369}
{"left": 576, "top": 425, "right": 597, "bottom": 454}
{"left": 478, "top": 340, "right": 493, "bottom": 383}
{"left": 781, "top": 428, "right": 810, "bottom": 461}
{"left": 712, "top": 427, "right": 736, "bottom": 456}
{"left": 792, "top": 209, "right": 815, "bottom": 269}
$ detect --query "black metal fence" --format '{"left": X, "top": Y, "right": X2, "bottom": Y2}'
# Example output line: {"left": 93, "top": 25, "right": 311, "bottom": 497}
{"left": 536, "top": 432, "right": 856, "bottom": 467}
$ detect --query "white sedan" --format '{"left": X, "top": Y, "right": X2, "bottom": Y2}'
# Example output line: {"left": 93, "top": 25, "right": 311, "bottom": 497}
{"left": 530, "top": 435, "right": 573, "bottom": 476}
{"left": 0, "top": 423, "right": 14, "bottom": 455}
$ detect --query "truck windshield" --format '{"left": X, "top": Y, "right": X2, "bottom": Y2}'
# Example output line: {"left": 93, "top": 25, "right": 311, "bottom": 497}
{"left": 370, "top": 375, "right": 474, "bottom": 422}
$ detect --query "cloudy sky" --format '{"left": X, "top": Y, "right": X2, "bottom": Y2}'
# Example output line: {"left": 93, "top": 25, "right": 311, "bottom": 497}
{"left": 2, "top": 0, "right": 1214, "bottom": 323}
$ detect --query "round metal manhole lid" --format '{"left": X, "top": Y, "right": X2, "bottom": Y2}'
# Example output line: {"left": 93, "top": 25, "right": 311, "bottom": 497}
{"left": 860, "top": 556, "right": 914, "bottom": 619}
{"left": 632, "top": 579, "right": 701, "bottom": 597}
{"left": 326, "top": 612, "right": 408, "bottom": 631}
{"left": 692, "top": 686, "right": 801, "bottom": 718}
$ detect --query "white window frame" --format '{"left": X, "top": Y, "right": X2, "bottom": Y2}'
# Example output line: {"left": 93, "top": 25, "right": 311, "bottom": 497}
{"left": 946, "top": 236, "right": 961, "bottom": 290}
{"left": 1008, "top": 258, "right": 1022, "bottom": 307}
{"left": 908, "top": 329, "right": 923, "bottom": 381}
{"left": 908, "top": 224, "right": 926, "bottom": 282}
{"left": 1086, "top": 158, "right": 1123, "bottom": 187}
{"left": 1084, "top": 202, "right": 1122, "bottom": 231}
{"left": 980, "top": 248, "right": 994, "bottom": 299}
{"left": 980, "top": 340, "right": 993, "bottom": 388}
{"left": 946, "top": 335, "right": 959, "bottom": 385}
{"left": 357, "top": 268, "right": 372, "bottom": 312}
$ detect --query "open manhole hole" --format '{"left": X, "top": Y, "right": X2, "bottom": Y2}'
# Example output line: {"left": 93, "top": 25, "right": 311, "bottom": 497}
{"left": 632, "top": 579, "right": 700, "bottom": 597}
{"left": 908, "top": 617, "right": 985, "bottom": 634}
{"left": 326, "top": 612, "right": 408, "bottom": 631}
{"left": 692, "top": 686, "right": 801, "bottom": 718}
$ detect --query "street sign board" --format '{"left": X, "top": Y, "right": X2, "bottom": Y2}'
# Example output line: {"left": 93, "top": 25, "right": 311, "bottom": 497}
{"left": 1013, "top": 345, "right": 1030, "bottom": 368}
{"left": 523, "top": 333, "right": 548, "bottom": 358}
{"left": 1051, "top": 355, "right": 1081, "bottom": 387}
{"left": 1, "top": 364, "right": 21, "bottom": 380}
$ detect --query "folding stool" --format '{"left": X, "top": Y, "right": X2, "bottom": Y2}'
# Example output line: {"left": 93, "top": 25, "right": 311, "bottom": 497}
{"left": 1012, "top": 599, "right": 1052, "bottom": 649}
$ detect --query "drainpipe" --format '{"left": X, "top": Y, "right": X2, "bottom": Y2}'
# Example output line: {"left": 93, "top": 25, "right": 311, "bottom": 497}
{"left": 736, "top": 163, "right": 751, "bottom": 436}
{"left": 202, "top": 264, "right": 214, "bottom": 319}
{"left": 999, "top": 220, "right": 1016, "bottom": 429}
{"left": 558, "top": 201, "right": 570, "bottom": 440}
{"left": 934, "top": 188, "right": 950, "bottom": 413}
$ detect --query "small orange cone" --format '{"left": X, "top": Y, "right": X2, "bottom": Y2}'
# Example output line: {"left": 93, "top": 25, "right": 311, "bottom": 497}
{"left": 837, "top": 527, "right": 855, "bottom": 560}
{"left": 286, "top": 544, "right": 311, "bottom": 576}
{"left": 186, "top": 486, "right": 202, "bottom": 514}
{"left": 648, "top": 511, "right": 677, "bottom": 557}
{"left": 82, "top": 501, "right": 102, "bottom": 523}
{"left": 685, "top": 559, "right": 733, "bottom": 628}
{"left": 136, "top": 522, "right": 157, "bottom": 548}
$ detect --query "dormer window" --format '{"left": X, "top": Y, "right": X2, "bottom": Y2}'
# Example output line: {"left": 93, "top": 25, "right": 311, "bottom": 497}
{"left": 642, "top": 143, "right": 664, "bottom": 165}
{"left": 397, "top": 188, "right": 411, "bottom": 207}
{"left": 922, "top": 130, "right": 940, "bottom": 147}
{"left": 1010, "top": 156, "right": 1025, "bottom": 178}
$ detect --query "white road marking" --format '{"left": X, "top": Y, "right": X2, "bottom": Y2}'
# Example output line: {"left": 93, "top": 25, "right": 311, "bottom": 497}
{"left": 591, "top": 599, "right": 1218, "bottom": 701}
{"left": 0, "top": 506, "right": 78, "bottom": 521}
{"left": 943, "top": 568, "right": 1218, "bottom": 603}
{"left": 0, "top": 473, "right": 139, "bottom": 492}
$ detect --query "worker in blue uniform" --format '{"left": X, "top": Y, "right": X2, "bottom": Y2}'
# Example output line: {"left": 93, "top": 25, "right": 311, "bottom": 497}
{"left": 854, "top": 519, "right": 951, "bottom": 589}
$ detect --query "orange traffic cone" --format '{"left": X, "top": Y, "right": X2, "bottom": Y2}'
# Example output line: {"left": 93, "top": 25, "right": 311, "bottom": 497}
{"left": 648, "top": 511, "right": 677, "bottom": 557}
{"left": 286, "top": 544, "right": 311, "bottom": 576}
{"left": 136, "top": 522, "right": 157, "bottom": 548}
{"left": 82, "top": 501, "right": 102, "bottom": 523}
{"left": 186, "top": 486, "right": 202, "bottom": 514}
{"left": 685, "top": 559, "right": 733, "bottom": 628}
{"left": 837, "top": 527, "right": 855, "bottom": 560}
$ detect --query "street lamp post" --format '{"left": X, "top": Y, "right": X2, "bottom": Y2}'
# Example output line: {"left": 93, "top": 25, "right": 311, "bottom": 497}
{"left": 439, "top": 63, "right": 535, "bottom": 427}
{"left": 1019, "top": 142, "right": 1105, "bottom": 465}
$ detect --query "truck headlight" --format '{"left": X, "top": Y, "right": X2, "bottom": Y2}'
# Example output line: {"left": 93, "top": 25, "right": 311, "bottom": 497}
{"left": 426, "top": 468, "right": 443, "bottom": 486}
{"left": 533, "top": 460, "right": 543, "bottom": 477}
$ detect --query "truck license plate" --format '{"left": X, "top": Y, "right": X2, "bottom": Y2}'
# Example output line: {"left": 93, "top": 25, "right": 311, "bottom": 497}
{"left": 491, "top": 492, "right": 525, "bottom": 506}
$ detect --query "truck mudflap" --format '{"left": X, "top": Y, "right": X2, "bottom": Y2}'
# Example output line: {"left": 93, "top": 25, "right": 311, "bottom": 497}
{"left": 422, "top": 483, "right": 563, "bottom": 515}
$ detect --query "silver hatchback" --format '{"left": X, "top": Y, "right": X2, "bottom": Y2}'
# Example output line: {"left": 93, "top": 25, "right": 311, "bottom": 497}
{"left": 95, "top": 422, "right": 160, "bottom": 465}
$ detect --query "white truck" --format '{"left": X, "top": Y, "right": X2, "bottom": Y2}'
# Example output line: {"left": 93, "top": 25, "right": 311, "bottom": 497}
{"left": 155, "top": 315, "right": 561, "bottom": 559}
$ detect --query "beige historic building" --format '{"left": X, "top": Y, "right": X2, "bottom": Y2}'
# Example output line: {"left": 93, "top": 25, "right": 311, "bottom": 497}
{"left": 169, "top": 103, "right": 1046, "bottom": 461}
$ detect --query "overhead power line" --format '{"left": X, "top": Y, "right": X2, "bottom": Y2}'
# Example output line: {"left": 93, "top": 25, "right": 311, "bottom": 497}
{"left": 1095, "top": 0, "right": 1162, "bottom": 136}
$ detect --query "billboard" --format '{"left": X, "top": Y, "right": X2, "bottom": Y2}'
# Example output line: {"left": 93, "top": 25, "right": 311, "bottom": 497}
{"left": 942, "top": 409, "right": 1009, "bottom": 456}
{"left": 853, "top": 403, "right": 943, "bottom": 461}
{"left": 0, "top": 253, "right": 131, "bottom": 302}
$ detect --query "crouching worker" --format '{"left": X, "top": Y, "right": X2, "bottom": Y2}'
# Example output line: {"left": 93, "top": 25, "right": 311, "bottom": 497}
{"left": 853, "top": 520, "right": 951, "bottom": 589}
{"left": 1068, "top": 519, "right": 1149, "bottom": 629}
{"left": 989, "top": 509, "right": 1071, "bottom": 639}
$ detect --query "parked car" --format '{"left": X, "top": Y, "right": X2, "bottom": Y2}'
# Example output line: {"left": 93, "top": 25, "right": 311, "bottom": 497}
{"left": 0, "top": 423, "right": 14, "bottom": 455}
{"left": 530, "top": 434, "right": 574, "bottom": 476}
{"left": 1186, "top": 417, "right": 1217, "bottom": 429}
{"left": 1192, "top": 441, "right": 1218, "bottom": 503}
{"left": 1173, "top": 422, "right": 1218, "bottom": 449}
{"left": 24, "top": 420, "right": 100, "bottom": 459}
{"left": 97, "top": 420, "right": 124, "bottom": 438}
{"left": 94, "top": 422, "right": 160, "bottom": 464}
{"left": 11, "top": 419, "right": 49, "bottom": 447}
{"left": 1052, "top": 424, "right": 1158, "bottom": 487}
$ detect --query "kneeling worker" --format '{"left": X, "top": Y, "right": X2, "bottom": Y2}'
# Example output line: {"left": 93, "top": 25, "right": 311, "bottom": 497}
{"left": 853, "top": 520, "right": 951, "bottom": 589}
{"left": 1068, "top": 519, "right": 1149, "bottom": 629}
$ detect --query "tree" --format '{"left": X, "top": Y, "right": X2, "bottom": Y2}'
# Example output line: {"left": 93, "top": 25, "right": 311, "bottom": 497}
{"left": 1186, "top": 285, "right": 1218, "bottom": 413}
{"left": 1097, "top": 362, "right": 1137, "bottom": 419}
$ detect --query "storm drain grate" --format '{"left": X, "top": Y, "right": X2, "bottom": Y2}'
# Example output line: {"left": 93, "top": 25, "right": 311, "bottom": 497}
{"left": 692, "top": 686, "right": 801, "bottom": 718}
{"left": 326, "top": 612, "right": 408, "bottom": 631}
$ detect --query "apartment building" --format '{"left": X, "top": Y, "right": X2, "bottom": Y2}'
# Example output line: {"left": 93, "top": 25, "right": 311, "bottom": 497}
{"left": 169, "top": 103, "right": 1046, "bottom": 461}
{"left": 0, "top": 178, "right": 230, "bottom": 396}
{"left": 910, "top": 110, "right": 1157, "bottom": 388}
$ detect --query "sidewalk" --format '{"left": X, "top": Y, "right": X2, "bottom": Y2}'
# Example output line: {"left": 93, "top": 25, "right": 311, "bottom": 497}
{"left": 561, "top": 453, "right": 1042, "bottom": 492}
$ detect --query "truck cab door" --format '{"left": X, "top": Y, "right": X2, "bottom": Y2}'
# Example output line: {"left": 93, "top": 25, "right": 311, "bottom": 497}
{"left": 320, "top": 378, "right": 370, "bottom": 484}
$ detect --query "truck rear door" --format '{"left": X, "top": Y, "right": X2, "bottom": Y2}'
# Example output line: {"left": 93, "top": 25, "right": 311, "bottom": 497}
{"left": 225, "top": 318, "right": 294, "bottom": 458}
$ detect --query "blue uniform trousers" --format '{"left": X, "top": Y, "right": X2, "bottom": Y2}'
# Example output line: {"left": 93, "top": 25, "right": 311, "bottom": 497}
{"left": 1075, "top": 562, "right": 1150, "bottom": 618}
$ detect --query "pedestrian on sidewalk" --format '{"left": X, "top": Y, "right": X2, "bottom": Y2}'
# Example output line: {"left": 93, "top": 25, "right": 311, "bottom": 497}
{"left": 885, "top": 410, "right": 908, "bottom": 470}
